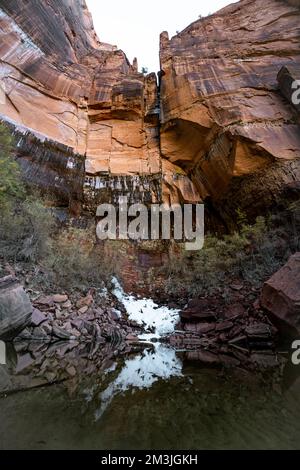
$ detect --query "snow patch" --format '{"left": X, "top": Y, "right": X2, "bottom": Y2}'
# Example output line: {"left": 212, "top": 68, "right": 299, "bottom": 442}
{"left": 112, "top": 277, "right": 180, "bottom": 339}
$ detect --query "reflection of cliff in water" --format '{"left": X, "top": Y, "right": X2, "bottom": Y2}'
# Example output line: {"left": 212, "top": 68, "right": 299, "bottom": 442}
{"left": 2, "top": 353, "right": 300, "bottom": 449}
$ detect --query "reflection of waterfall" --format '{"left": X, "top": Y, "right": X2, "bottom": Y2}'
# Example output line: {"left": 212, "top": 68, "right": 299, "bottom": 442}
{"left": 95, "top": 344, "right": 182, "bottom": 421}
{"left": 112, "top": 278, "right": 180, "bottom": 339}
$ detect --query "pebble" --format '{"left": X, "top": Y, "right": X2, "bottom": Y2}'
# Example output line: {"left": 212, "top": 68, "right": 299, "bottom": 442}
{"left": 52, "top": 294, "right": 68, "bottom": 304}
{"left": 78, "top": 306, "right": 89, "bottom": 315}
{"left": 66, "top": 366, "right": 76, "bottom": 377}
{"left": 31, "top": 308, "right": 47, "bottom": 327}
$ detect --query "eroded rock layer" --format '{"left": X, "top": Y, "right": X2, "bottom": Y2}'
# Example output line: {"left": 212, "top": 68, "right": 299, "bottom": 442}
{"left": 0, "top": 0, "right": 197, "bottom": 208}
{"left": 0, "top": 0, "right": 168, "bottom": 209}
{"left": 160, "top": 0, "right": 300, "bottom": 227}
{"left": 1, "top": 0, "right": 300, "bottom": 221}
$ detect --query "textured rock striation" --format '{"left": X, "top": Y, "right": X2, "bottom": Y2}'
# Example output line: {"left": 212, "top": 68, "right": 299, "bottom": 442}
{"left": 0, "top": 0, "right": 195, "bottom": 210}
{"left": 160, "top": 0, "right": 300, "bottom": 227}
{"left": 0, "top": 0, "right": 300, "bottom": 221}
{"left": 0, "top": 0, "right": 165, "bottom": 211}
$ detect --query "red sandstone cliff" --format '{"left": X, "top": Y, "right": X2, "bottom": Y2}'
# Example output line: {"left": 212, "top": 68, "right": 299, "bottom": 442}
{"left": 0, "top": 0, "right": 165, "bottom": 211}
{"left": 160, "top": 0, "right": 300, "bottom": 227}
{"left": 0, "top": 0, "right": 300, "bottom": 223}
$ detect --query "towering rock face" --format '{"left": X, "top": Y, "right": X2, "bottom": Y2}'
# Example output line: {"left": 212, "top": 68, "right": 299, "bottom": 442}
{"left": 0, "top": 0, "right": 197, "bottom": 211}
{"left": 0, "top": 0, "right": 300, "bottom": 224}
{"left": 0, "top": 0, "right": 165, "bottom": 212}
{"left": 160, "top": 0, "right": 300, "bottom": 227}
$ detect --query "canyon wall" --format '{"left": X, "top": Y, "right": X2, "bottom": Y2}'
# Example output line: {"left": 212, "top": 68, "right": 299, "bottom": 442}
{"left": 0, "top": 0, "right": 300, "bottom": 226}
{"left": 160, "top": 0, "right": 300, "bottom": 228}
{"left": 0, "top": 0, "right": 164, "bottom": 212}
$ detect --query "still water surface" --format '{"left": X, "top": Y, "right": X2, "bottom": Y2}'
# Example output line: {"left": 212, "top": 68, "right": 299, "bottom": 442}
{"left": 1, "top": 342, "right": 300, "bottom": 450}
{"left": 1, "top": 283, "right": 300, "bottom": 450}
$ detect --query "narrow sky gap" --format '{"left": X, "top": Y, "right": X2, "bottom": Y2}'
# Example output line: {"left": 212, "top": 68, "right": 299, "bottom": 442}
{"left": 86, "top": 0, "right": 239, "bottom": 73}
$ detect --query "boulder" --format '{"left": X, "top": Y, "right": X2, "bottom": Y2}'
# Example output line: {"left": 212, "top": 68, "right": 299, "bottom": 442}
{"left": 245, "top": 323, "right": 273, "bottom": 340}
{"left": 225, "top": 303, "right": 246, "bottom": 319}
{"left": 180, "top": 299, "right": 216, "bottom": 322}
{"left": 35, "top": 295, "right": 54, "bottom": 306}
{"left": 261, "top": 253, "right": 300, "bottom": 336}
{"left": 78, "top": 306, "right": 89, "bottom": 315}
{"left": 0, "top": 276, "right": 33, "bottom": 340}
{"left": 183, "top": 322, "right": 216, "bottom": 334}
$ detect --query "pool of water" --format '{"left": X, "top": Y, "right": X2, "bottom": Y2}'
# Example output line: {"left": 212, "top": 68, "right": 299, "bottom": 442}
{"left": 1, "top": 342, "right": 300, "bottom": 450}
{"left": 1, "top": 283, "right": 300, "bottom": 450}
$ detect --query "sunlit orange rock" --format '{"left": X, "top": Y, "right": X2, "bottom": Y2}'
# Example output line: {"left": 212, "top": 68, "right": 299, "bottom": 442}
{"left": 0, "top": 0, "right": 162, "bottom": 210}
{"left": 1, "top": 0, "right": 300, "bottom": 220}
{"left": 160, "top": 0, "right": 300, "bottom": 226}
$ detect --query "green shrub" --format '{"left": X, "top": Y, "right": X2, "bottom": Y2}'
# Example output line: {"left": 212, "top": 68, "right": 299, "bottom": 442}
{"left": 0, "top": 124, "right": 55, "bottom": 263}
{"left": 43, "top": 227, "right": 115, "bottom": 291}
{"left": 164, "top": 215, "right": 289, "bottom": 297}
{"left": 236, "top": 208, "right": 248, "bottom": 229}
{"left": 0, "top": 123, "right": 24, "bottom": 208}
{"left": 0, "top": 123, "right": 113, "bottom": 290}
{"left": 0, "top": 196, "right": 55, "bottom": 263}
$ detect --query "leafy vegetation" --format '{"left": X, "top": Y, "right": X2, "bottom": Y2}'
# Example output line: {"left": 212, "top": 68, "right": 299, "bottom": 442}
{"left": 0, "top": 123, "right": 115, "bottom": 292}
{"left": 44, "top": 226, "right": 114, "bottom": 291}
{"left": 164, "top": 207, "right": 300, "bottom": 297}
{"left": 0, "top": 123, "right": 25, "bottom": 208}
{"left": 1, "top": 121, "right": 299, "bottom": 297}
